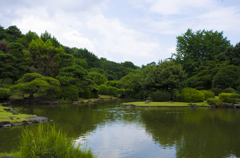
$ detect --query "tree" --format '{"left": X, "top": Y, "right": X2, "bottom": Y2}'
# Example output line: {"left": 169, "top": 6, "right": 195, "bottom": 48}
{"left": 187, "top": 60, "right": 229, "bottom": 90}
{"left": 88, "top": 71, "right": 107, "bottom": 85}
{"left": 0, "top": 51, "right": 18, "bottom": 87}
{"left": 27, "top": 38, "right": 63, "bottom": 76}
{"left": 8, "top": 42, "right": 30, "bottom": 83}
{"left": 16, "top": 30, "right": 39, "bottom": 48}
{"left": 212, "top": 65, "right": 240, "bottom": 89}
{"left": 141, "top": 61, "right": 187, "bottom": 91}
{"left": 215, "top": 42, "right": 240, "bottom": 65}
{"left": 10, "top": 73, "right": 60, "bottom": 99}
{"left": 75, "top": 58, "right": 88, "bottom": 69}
{"left": 172, "top": 29, "right": 230, "bottom": 76}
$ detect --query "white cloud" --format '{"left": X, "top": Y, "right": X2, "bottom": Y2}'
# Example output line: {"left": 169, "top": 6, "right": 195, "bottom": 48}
{"left": 129, "top": 0, "right": 214, "bottom": 15}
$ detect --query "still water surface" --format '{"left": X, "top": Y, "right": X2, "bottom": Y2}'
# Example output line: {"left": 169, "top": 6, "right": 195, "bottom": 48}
{"left": 1, "top": 99, "right": 240, "bottom": 158}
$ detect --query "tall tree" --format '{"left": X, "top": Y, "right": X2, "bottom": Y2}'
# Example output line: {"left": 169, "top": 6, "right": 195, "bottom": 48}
{"left": 141, "top": 61, "right": 187, "bottom": 91}
{"left": 8, "top": 42, "right": 30, "bottom": 84}
{"left": 27, "top": 38, "right": 63, "bottom": 76}
{"left": 0, "top": 51, "right": 18, "bottom": 87}
{"left": 172, "top": 29, "right": 230, "bottom": 76}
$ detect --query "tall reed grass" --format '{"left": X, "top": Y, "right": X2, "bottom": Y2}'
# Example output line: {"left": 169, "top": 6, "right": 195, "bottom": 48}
{"left": 19, "top": 123, "right": 96, "bottom": 158}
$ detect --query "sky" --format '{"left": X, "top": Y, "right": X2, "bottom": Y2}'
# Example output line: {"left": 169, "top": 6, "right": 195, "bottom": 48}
{"left": 0, "top": 0, "right": 240, "bottom": 66}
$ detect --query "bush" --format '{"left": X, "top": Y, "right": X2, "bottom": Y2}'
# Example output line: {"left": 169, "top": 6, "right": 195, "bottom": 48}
{"left": 92, "top": 90, "right": 99, "bottom": 98}
{"left": 182, "top": 88, "right": 204, "bottom": 102}
{"left": 207, "top": 98, "right": 224, "bottom": 106}
{"left": 19, "top": 123, "right": 95, "bottom": 158}
{"left": 99, "top": 85, "right": 109, "bottom": 95}
{"left": 151, "top": 91, "right": 171, "bottom": 102}
{"left": 133, "top": 90, "right": 151, "bottom": 99}
{"left": 201, "top": 90, "right": 215, "bottom": 100}
{"left": 118, "top": 89, "right": 125, "bottom": 94}
{"left": 208, "top": 88, "right": 224, "bottom": 96}
{"left": 219, "top": 93, "right": 233, "bottom": 102}
{"left": 224, "top": 87, "right": 236, "bottom": 93}
{"left": 0, "top": 88, "right": 10, "bottom": 101}
{"left": 108, "top": 86, "right": 118, "bottom": 97}
{"left": 61, "top": 85, "right": 79, "bottom": 101}
{"left": 83, "top": 88, "right": 91, "bottom": 99}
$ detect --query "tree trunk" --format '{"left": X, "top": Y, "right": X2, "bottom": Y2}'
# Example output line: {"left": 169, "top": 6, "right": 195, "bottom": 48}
{"left": 43, "top": 65, "right": 47, "bottom": 76}
{"left": 1, "top": 78, "right": 5, "bottom": 87}
{"left": 12, "top": 79, "right": 15, "bottom": 85}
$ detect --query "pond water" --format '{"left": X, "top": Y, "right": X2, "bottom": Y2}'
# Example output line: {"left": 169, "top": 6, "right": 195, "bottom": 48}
{"left": 1, "top": 99, "right": 240, "bottom": 158}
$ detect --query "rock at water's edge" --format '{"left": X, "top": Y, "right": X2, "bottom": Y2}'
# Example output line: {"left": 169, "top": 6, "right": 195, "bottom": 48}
{"left": 26, "top": 117, "right": 48, "bottom": 123}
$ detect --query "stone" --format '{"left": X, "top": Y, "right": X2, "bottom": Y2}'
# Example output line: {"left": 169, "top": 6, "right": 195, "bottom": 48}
{"left": 145, "top": 100, "right": 151, "bottom": 103}
{"left": 0, "top": 121, "right": 11, "bottom": 128}
{"left": 26, "top": 117, "right": 48, "bottom": 123}
{"left": 192, "top": 104, "right": 197, "bottom": 107}
{"left": 12, "top": 109, "right": 18, "bottom": 114}
{"left": 87, "top": 100, "right": 92, "bottom": 104}
{"left": 3, "top": 108, "right": 11, "bottom": 112}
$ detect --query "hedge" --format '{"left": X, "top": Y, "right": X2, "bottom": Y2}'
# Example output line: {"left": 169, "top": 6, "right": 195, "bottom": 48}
{"left": 208, "top": 88, "right": 224, "bottom": 96}
{"left": 201, "top": 90, "right": 215, "bottom": 100}
{"left": 0, "top": 88, "right": 10, "bottom": 101}
{"left": 151, "top": 91, "right": 171, "bottom": 102}
{"left": 182, "top": 88, "right": 204, "bottom": 102}
{"left": 83, "top": 88, "right": 91, "bottom": 99}
{"left": 61, "top": 85, "right": 79, "bottom": 101}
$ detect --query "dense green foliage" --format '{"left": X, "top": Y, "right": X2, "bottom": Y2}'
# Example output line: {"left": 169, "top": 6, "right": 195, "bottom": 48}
{"left": 212, "top": 65, "right": 240, "bottom": 89}
{"left": 83, "top": 88, "right": 91, "bottom": 99}
{"left": 172, "top": 29, "right": 230, "bottom": 77}
{"left": 19, "top": 123, "right": 95, "bottom": 158}
{"left": 1, "top": 25, "right": 240, "bottom": 103}
{"left": 150, "top": 91, "right": 171, "bottom": 102}
{"left": 200, "top": 90, "right": 215, "bottom": 100}
{"left": 182, "top": 88, "right": 204, "bottom": 102}
{"left": 10, "top": 73, "right": 60, "bottom": 98}
{"left": 61, "top": 85, "right": 79, "bottom": 101}
{"left": 208, "top": 88, "right": 224, "bottom": 96}
{"left": 0, "top": 88, "right": 10, "bottom": 101}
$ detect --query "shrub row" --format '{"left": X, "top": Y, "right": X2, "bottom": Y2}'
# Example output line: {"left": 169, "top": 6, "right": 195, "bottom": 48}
{"left": 99, "top": 85, "right": 118, "bottom": 97}
{"left": 151, "top": 91, "right": 171, "bottom": 102}
{"left": 0, "top": 88, "right": 10, "bottom": 101}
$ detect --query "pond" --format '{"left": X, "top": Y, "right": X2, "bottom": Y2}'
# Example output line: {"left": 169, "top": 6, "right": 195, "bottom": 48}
{"left": 1, "top": 99, "right": 240, "bottom": 158}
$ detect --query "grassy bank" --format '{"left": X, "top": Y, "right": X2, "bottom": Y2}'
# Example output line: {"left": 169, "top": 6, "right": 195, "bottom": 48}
{"left": 0, "top": 105, "right": 36, "bottom": 124}
{"left": 1, "top": 123, "right": 96, "bottom": 158}
{"left": 122, "top": 101, "right": 210, "bottom": 107}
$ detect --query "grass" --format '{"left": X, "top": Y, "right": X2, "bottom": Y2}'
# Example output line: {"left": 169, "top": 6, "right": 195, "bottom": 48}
{"left": 19, "top": 123, "right": 96, "bottom": 158}
{"left": 122, "top": 101, "right": 210, "bottom": 107}
{"left": 76, "top": 95, "right": 116, "bottom": 103}
{"left": 0, "top": 105, "right": 36, "bottom": 124}
{"left": 0, "top": 152, "right": 20, "bottom": 157}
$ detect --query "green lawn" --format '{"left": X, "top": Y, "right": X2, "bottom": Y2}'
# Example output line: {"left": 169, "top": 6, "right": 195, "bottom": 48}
{"left": 122, "top": 101, "right": 210, "bottom": 107}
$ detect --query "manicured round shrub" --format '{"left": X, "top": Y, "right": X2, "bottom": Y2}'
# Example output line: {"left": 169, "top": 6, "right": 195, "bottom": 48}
{"left": 201, "top": 90, "right": 215, "bottom": 100}
{"left": 151, "top": 91, "right": 171, "bottom": 102}
{"left": 208, "top": 88, "right": 224, "bottom": 96}
{"left": 207, "top": 98, "right": 224, "bottom": 106}
{"left": 182, "top": 88, "right": 204, "bottom": 102}
{"left": 83, "top": 88, "right": 91, "bottom": 99}
{"left": 224, "top": 87, "right": 236, "bottom": 93}
{"left": 0, "top": 88, "right": 10, "bottom": 101}
{"left": 218, "top": 93, "right": 240, "bottom": 103}
{"left": 61, "top": 85, "right": 79, "bottom": 101}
